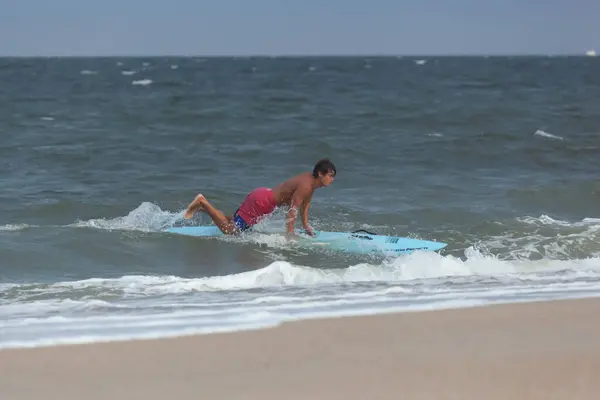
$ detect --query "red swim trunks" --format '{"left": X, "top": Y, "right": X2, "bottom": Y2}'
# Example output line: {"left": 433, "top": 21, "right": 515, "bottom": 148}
{"left": 234, "top": 187, "right": 277, "bottom": 227}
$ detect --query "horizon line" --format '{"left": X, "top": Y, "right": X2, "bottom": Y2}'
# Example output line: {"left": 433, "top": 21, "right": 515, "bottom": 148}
{"left": 0, "top": 52, "right": 595, "bottom": 58}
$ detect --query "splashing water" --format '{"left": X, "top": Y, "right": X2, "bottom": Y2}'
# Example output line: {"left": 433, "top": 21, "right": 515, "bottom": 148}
{"left": 4, "top": 203, "right": 600, "bottom": 349}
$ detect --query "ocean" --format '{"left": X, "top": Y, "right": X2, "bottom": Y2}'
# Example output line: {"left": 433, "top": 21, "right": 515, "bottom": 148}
{"left": 1, "top": 55, "right": 600, "bottom": 349}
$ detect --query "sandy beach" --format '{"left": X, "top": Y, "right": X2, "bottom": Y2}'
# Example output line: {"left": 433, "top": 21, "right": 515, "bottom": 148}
{"left": 1, "top": 297, "right": 599, "bottom": 400}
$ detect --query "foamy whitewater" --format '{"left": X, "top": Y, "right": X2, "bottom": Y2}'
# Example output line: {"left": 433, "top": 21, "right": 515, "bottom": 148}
{"left": 1, "top": 56, "right": 599, "bottom": 349}
{"left": 2, "top": 204, "right": 600, "bottom": 349}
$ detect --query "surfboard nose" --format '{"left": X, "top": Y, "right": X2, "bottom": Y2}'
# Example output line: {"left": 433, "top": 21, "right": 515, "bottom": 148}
{"left": 428, "top": 241, "right": 448, "bottom": 252}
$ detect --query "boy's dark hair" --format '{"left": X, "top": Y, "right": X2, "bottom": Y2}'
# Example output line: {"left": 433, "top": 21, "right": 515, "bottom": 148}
{"left": 312, "top": 158, "right": 336, "bottom": 178}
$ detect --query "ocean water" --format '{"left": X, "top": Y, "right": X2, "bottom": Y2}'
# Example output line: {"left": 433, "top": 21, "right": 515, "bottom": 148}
{"left": 1, "top": 56, "right": 600, "bottom": 349}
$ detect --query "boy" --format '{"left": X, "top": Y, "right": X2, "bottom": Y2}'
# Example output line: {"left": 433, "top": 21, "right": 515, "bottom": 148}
{"left": 184, "top": 159, "right": 336, "bottom": 236}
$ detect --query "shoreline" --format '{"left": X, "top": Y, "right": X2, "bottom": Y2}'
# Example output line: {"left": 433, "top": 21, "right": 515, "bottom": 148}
{"left": 2, "top": 294, "right": 599, "bottom": 351}
{"left": 2, "top": 296, "right": 600, "bottom": 399}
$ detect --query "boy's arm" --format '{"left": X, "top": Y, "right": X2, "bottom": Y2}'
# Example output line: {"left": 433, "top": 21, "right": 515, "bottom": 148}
{"left": 301, "top": 193, "right": 313, "bottom": 234}
{"left": 286, "top": 185, "right": 312, "bottom": 235}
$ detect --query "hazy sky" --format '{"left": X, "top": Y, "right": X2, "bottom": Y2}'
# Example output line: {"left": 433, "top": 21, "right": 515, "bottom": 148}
{"left": 1, "top": 0, "right": 598, "bottom": 56}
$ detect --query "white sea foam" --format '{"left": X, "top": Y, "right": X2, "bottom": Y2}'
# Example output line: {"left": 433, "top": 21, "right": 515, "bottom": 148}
{"left": 5, "top": 206, "right": 600, "bottom": 349}
{"left": 69, "top": 202, "right": 179, "bottom": 232}
{"left": 2, "top": 254, "right": 600, "bottom": 349}
{"left": 0, "top": 224, "right": 34, "bottom": 231}
{"left": 517, "top": 214, "right": 600, "bottom": 228}
{"left": 1, "top": 270, "right": 599, "bottom": 350}
{"left": 132, "top": 79, "right": 153, "bottom": 86}
{"left": 27, "top": 255, "right": 600, "bottom": 295}
{"left": 534, "top": 129, "right": 563, "bottom": 140}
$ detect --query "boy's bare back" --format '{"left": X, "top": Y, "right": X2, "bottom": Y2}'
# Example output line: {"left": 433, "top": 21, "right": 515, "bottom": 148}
{"left": 271, "top": 172, "right": 315, "bottom": 207}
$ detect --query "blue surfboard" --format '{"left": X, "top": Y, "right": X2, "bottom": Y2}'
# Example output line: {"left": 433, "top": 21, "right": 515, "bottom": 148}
{"left": 163, "top": 226, "right": 447, "bottom": 255}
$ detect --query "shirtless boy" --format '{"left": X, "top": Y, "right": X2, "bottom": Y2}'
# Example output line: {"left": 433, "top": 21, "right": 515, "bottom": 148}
{"left": 183, "top": 159, "right": 336, "bottom": 236}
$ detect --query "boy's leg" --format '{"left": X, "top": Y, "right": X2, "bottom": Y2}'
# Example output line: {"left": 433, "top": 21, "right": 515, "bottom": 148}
{"left": 184, "top": 194, "right": 238, "bottom": 234}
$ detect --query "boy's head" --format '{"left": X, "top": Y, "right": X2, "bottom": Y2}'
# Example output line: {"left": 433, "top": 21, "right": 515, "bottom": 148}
{"left": 313, "top": 158, "right": 336, "bottom": 187}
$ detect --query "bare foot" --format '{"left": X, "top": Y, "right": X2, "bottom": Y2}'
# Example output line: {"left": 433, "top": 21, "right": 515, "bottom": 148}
{"left": 184, "top": 194, "right": 207, "bottom": 219}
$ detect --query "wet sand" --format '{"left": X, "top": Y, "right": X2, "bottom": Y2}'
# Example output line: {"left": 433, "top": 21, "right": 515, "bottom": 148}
{"left": 1, "top": 297, "right": 599, "bottom": 400}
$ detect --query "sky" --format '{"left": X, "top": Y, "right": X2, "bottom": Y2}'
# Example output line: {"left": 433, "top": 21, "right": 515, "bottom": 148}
{"left": 1, "top": 0, "right": 598, "bottom": 56}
